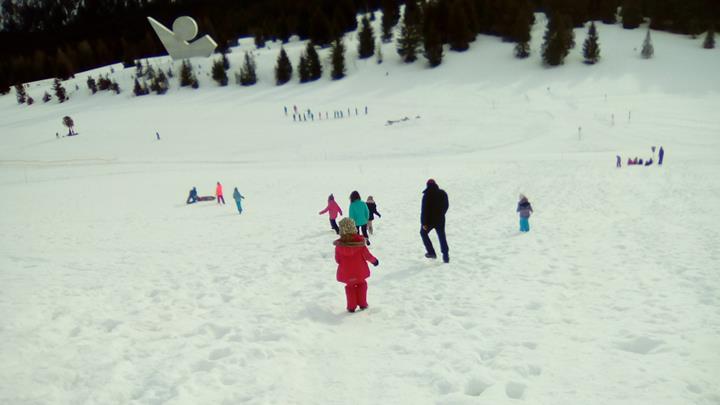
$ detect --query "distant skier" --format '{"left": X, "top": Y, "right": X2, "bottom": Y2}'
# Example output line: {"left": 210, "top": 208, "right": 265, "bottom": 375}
{"left": 319, "top": 194, "right": 343, "bottom": 234}
{"left": 156, "top": 132, "right": 160, "bottom": 140}
{"left": 186, "top": 187, "right": 198, "bottom": 204}
{"left": 349, "top": 191, "right": 370, "bottom": 244}
{"left": 517, "top": 194, "right": 534, "bottom": 233}
{"left": 658, "top": 146, "right": 664, "bottom": 165}
{"left": 616, "top": 155, "right": 621, "bottom": 168}
{"left": 216, "top": 182, "right": 225, "bottom": 205}
{"left": 334, "top": 217, "right": 379, "bottom": 313}
{"left": 644, "top": 158, "right": 653, "bottom": 166}
{"left": 232, "top": 187, "right": 244, "bottom": 214}
{"left": 366, "top": 196, "right": 381, "bottom": 235}
{"left": 420, "top": 179, "right": 449, "bottom": 263}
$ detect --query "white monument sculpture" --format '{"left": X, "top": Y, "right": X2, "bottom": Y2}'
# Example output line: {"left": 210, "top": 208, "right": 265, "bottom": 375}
{"left": 147, "top": 16, "right": 217, "bottom": 60}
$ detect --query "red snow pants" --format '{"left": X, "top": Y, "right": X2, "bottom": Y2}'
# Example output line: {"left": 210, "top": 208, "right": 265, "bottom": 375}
{"left": 344, "top": 281, "right": 368, "bottom": 311}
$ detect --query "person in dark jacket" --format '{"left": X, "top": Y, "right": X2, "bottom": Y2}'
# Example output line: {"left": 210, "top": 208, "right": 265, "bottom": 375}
{"left": 658, "top": 146, "right": 664, "bottom": 165}
{"left": 186, "top": 187, "right": 198, "bottom": 204}
{"left": 420, "top": 179, "right": 450, "bottom": 263}
{"left": 366, "top": 196, "right": 381, "bottom": 235}
{"left": 517, "top": 194, "right": 533, "bottom": 232}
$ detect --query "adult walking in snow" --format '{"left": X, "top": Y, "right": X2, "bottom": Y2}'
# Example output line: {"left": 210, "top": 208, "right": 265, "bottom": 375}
{"left": 334, "top": 217, "right": 379, "bottom": 313}
{"left": 232, "top": 187, "right": 244, "bottom": 214}
{"left": 616, "top": 155, "right": 622, "bottom": 168}
{"left": 420, "top": 179, "right": 449, "bottom": 263}
{"left": 349, "top": 191, "right": 371, "bottom": 244}
{"left": 216, "top": 182, "right": 225, "bottom": 205}
{"left": 366, "top": 196, "right": 382, "bottom": 235}
{"left": 319, "top": 194, "right": 343, "bottom": 234}
{"left": 658, "top": 146, "right": 664, "bottom": 166}
{"left": 186, "top": 187, "right": 198, "bottom": 204}
{"left": 517, "top": 194, "right": 534, "bottom": 232}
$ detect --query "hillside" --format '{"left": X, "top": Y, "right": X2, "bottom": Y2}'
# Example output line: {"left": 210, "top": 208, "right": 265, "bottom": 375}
{"left": 1, "top": 15, "right": 719, "bottom": 405}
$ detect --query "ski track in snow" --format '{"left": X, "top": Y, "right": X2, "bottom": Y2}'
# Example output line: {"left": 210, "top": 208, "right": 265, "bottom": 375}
{"left": 2, "top": 15, "right": 720, "bottom": 405}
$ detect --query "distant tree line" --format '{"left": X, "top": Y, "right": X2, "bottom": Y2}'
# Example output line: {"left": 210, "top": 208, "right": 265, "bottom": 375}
{"left": 1, "top": 0, "right": 718, "bottom": 93}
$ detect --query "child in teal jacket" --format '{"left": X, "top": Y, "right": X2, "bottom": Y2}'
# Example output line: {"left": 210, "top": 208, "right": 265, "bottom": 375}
{"left": 348, "top": 190, "right": 370, "bottom": 244}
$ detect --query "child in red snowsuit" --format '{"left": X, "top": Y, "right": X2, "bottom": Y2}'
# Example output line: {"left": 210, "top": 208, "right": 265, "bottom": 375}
{"left": 334, "top": 217, "right": 379, "bottom": 313}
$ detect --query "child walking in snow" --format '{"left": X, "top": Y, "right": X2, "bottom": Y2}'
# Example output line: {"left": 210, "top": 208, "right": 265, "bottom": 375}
{"left": 349, "top": 191, "right": 370, "bottom": 244}
{"left": 232, "top": 187, "right": 244, "bottom": 214}
{"left": 334, "top": 218, "right": 379, "bottom": 313}
{"left": 319, "top": 194, "right": 343, "bottom": 234}
{"left": 366, "top": 196, "right": 381, "bottom": 234}
{"left": 517, "top": 194, "right": 534, "bottom": 232}
{"left": 216, "top": 182, "right": 225, "bottom": 205}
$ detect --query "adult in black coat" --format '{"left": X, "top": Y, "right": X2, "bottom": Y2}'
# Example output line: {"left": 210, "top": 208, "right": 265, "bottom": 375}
{"left": 420, "top": 179, "right": 450, "bottom": 263}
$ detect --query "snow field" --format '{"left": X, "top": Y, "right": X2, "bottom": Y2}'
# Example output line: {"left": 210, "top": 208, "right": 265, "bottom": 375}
{"left": 1, "top": 14, "right": 720, "bottom": 405}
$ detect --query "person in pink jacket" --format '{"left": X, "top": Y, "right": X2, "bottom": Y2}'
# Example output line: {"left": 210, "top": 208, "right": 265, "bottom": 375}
{"left": 319, "top": 194, "right": 343, "bottom": 234}
{"left": 216, "top": 181, "right": 225, "bottom": 205}
{"left": 334, "top": 218, "right": 379, "bottom": 313}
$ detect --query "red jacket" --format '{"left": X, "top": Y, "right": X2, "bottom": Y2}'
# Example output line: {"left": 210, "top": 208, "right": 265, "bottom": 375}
{"left": 319, "top": 199, "right": 343, "bottom": 219}
{"left": 216, "top": 183, "right": 223, "bottom": 196}
{"left": 334, "top": 234, "right": 377, "bottom": 284}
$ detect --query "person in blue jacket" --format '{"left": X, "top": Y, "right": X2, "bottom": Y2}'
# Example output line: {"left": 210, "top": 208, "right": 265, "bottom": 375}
{"left": 186, "top": 187, "right": 198, "bottom": 204}
{"left": 349, "top": 191, "right": 370, "bottom": 244}
{"left": 232, "top": 187, "right": 244, "bottom": 214}
{"left": 517, "top": 194, "right": 533, "bottom": 232}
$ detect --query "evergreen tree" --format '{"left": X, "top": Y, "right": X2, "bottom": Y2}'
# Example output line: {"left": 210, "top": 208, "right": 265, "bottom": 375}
{"left": 641, "top": 29, "right": 654, "bottom": 59}
{"left": 514, "top": 41, "right": 531, "bottom": 58}
{"left": 86, "top": 76, "right": 97, "bottom": 94}
{"left": 135, "top": 60, "right": 143, "bottom": 77}
{"left": 211, "top": 58, "right": 228, "bottom": 86}
{"left": 98, "top": 75, "right": 111, "bottom": 91}
{"left": 275, "top": 48, "right": 293, "bottom": 85}
{"left": 423, "top": 18, "right": 443, "bottom": 67}
{"left": 703, "top": 25, "right": 715, "bottom": 49}
{"left": 239, "top": 51, "right": 257, "bottom": 86}
{"left": 381, "top": 0, "right": 401, "bottom": 43}
{"left": 448, "top": 1, "right": 472, "bottom": 51}
{"left": 510, "top": 1, "right": 534, "bottom": 44}
{"left": 111, "top": 81, "right": 121, "bottom": 94}
{"left": 597, "top": 0, "right": 618, "bottom": 24}
{"left": 358, "top": 16, "right": 376, "bottom": 59}
{"left": 542, "top": 13, "right": 574, "bottom": 66}
{"left": 145, "top": 63, "right": 156, "bottom": 81}
{"left": 621, "top": 0, "right": 643, "bottom": 29}
{"left": 133, "top": 78, "right": 148, "bottom": 96}
{"left": 305, "top": 42, "right": 322, "bottom": 81}
{"left": 151, "top": 70, "right": 168, "bottom": 94}
{"left": 330, "top": 37, "right": 346, "bottom": 80}
{"left": 298, "top": 54, "right": 311, "bottom": 83}
{"left": 27, "top": 95, "right": 34, "bottom": 105}
{"left": 222, "top": 51, "right": 230, "bottom": 70}
{"left": 310, "top": 9, "right": 333, "bottom": 47}
{"left": 583, "top": 22, "right": 601, "bottom": 64}
{"left": 52, "top": 78, "right": 67, "bottom": 102}
{"left": 254, "top": 29, "right": 265, "bottom": 49}
{"left": 376, "top": 40, "right": 384, "bottom": 64}
{"left": 14, "top": 83, "right": 27, "bottom": 104}
{"left": 397, "top": 2, "right": 423, "bottom": 63}
{"left": 179, "top": 60, "right": 194, "bottom": 87}
{"left": 42, "top": 91, "right": 51, "bottom": 103}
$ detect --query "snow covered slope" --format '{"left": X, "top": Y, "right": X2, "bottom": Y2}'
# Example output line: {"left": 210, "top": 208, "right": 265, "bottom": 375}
{"left": 1, "top": 15, "right": 719, "bottom": 405}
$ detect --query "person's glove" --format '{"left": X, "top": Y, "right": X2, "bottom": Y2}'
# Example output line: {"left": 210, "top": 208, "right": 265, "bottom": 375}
{"left": 373, "top": 259, "right": 379, "bottom": 267}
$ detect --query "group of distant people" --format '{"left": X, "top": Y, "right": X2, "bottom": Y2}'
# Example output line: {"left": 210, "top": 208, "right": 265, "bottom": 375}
{"left": 321, "top": 179, "right": 535, "bottom": 313}
{"left": 617, "top": 146, "right": 665, "bottom": 168}
{"left": 186, "top": 182, "right": 244, "bottom": 214}
{"left": 285, "top": 105, "right": 369, "bottom": 122}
